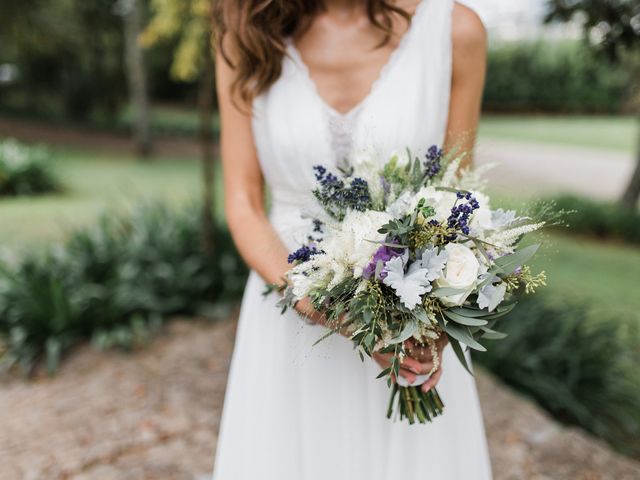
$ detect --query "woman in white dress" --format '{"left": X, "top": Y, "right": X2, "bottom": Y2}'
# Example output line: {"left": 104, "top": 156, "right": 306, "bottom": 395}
{"left": 211, "top": 1, "right": 491, "bottom": 478}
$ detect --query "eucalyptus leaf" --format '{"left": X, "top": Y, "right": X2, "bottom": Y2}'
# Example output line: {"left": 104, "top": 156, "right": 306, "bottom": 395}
{"left": 449, "top": 307, "right": 492, "bottom": 318}
{"left": 448, "top": 337, "right": 473, "bottom": 375}
{"left": 413, "top": 307, "right": 431, "bottom": 324}
{"left": 480, "top": 327, "right": 508, "bottom": 340}
{"left": 443, "top": 310, "right": 489, "bottom": 327}
{"left": 388, "top": 320, "right": 418, "bottom": 344}
{"left": 445, "top": 323, "right": 487, "bottom": 351}
{"left": 431, "top": 287, "right": 468, "bottom": 298}
{"left": 494, "top": 244, "right": 540, "bottom": 275}
{"left": 482, "top": 302, "right": 517, "bottom": 320}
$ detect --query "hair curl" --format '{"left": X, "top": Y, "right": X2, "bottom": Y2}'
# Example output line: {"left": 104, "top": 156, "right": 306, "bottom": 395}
{"left": 213, "top": 0, "right": 411, "bottom": 107}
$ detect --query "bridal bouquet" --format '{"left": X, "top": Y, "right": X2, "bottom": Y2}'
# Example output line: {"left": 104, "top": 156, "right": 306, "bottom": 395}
{"left": 273, "top": 146, "right": 548, "bottom": 424}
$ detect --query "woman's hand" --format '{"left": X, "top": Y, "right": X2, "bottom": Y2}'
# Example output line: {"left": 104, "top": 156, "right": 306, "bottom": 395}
{"left": 372, "top": 351, "right": 425, "bottom": 385}
{"left": 403, "top": 335, "right": 449, "bottom": 393}
{"left": 294, "top": 297, "right": 326, "bottom": 326}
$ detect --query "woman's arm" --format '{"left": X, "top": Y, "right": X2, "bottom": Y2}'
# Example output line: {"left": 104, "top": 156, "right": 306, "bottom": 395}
{"left": 444, "top": 2, "right": 488, "bottom": 168}
{"left": 216, "top": 53, "right": 325, "bottom": 322}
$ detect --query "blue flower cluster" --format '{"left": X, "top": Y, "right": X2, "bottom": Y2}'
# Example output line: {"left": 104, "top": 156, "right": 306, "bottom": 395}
{"left": 447, "top": 192, "right": 480, "bottom": 237}
{"left": 424, "top": 145, "right": 443, "bottom": 179}
{"left": 287, "top": 244, "right": 320, "bottom": 264}
{"left": 312, "top": 165, "right": 372, "bottom": 217}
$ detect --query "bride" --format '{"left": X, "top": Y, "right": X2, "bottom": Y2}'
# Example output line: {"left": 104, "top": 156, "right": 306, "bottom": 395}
{"left": 211, "top": 0, "right": 491, "bottom": 478}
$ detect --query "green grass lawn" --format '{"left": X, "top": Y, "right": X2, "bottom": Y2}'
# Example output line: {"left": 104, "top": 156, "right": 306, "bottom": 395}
{"left": 485, "top": 191, "right": 640, "bottom": 316}
{"left": 479, "top": 114, "right": 637, "bottom": 154}
{"left": 0, "top": 147, "right": 209, "bottom": 249}
{"left": 530, "top": 232, "right": 640, "bottom": 316}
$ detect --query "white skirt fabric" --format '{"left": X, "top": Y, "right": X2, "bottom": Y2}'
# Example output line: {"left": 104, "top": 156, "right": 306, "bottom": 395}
{"left": 211, "top": 270, "right": 493, "bottom": 479}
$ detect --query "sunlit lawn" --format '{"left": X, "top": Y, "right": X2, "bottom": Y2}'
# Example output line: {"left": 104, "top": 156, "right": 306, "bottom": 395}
{"left": 530, "top": 233, "right": 640, "bottom": 315}
{"left": 470, "top": 190, "right": 640, "bottom": 315}
{"left": 0, "top": 147, "right": 211, "bottom": 249}
{"left": 479, "top": 114, "right": 637, "bottom": 154}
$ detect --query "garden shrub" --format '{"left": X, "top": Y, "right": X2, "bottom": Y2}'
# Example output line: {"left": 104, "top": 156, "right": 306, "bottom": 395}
{"left": 484, "top": 40, "right": 631, "bottom": 113}
{"left": 551, "top": 194, "right": 640, "bottom": 245}
{"left": 0, "top": 201, "right": 248, "bottom": 374}
{"left": 476, "top": 294, "right": 640, "bottom": 457}
{"left": 0, "top": 138, "right": 61, "bottom": 196}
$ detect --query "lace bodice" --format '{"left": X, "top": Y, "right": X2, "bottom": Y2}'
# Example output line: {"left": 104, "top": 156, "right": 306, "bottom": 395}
{"left": 251, "top": 0, "right": 455, "bottom": 247}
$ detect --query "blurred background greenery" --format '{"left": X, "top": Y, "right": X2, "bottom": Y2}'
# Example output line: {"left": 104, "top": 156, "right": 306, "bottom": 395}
{"left": 0, "top": 0, "right": 639, "bottom": 464}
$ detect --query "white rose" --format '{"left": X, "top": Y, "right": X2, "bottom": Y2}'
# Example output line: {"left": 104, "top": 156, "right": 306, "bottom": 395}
{"left": 436, "top": 243, "right": 480, "bottom": 306}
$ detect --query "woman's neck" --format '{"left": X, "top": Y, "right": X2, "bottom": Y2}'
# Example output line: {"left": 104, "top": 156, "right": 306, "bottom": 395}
{"left": 323, "top": 0, "right": 367, "bottom": 15}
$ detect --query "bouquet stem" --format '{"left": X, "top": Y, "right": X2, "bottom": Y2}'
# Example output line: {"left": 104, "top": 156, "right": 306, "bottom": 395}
{"left": 387, "top": 384, "right": 445, "bottom": 424}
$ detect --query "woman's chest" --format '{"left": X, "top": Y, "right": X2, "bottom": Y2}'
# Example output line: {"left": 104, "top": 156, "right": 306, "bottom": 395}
{"left": 293, "top": 33, "right": 402, "bottom": 115}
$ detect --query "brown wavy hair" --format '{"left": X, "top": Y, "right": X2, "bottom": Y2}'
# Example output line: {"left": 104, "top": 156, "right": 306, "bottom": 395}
{"left": 213, "top": 0, "right": 411, "bottom": 107}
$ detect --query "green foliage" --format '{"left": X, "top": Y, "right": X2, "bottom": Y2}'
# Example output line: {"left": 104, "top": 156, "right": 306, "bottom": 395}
{"left": 0, "top": 138, "right": 60, "bottom": 196}
{"left": 0, "top": 0, "right": 127, "bottom": 121}
{"left": 0, "top": 0, "right": 196, "bottom": 123}
{"left": 484, "top": 40, "right": 631, "bottom": 113}
{"left": 141, "top": 0, "right": 212, "bottom": 82}
{"left": 545, "top": 0, "right": 640, "bottom": 61}
{"left": 0, "top": 201, "right": 248, "bottom": 374}
{"left": 476, "top": 294, "right": 640, "bottom": 457}
{"left": 552, "top": 194, "right": 640, "bottom": 245}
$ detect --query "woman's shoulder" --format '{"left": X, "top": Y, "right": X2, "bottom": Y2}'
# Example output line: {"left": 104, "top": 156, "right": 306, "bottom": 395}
{"left": 451, "top": 2, "right": 487, "bottom": 57}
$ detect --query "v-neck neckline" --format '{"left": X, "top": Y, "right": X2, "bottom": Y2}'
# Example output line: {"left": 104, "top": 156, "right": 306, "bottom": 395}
{"left": 287, "top": 0, "right": 428, "bottom": 119}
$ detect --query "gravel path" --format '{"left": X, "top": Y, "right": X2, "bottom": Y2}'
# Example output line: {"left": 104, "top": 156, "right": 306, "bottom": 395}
{"left": 475, "top": 138, "right": 636, "bottom": 200}
{"left": 1, "top": 316, "right": 639, "bottom": 480}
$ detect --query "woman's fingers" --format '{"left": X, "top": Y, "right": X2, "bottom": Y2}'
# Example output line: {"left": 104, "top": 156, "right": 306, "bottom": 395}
{"left": 374, "top": 352, "right": 417, "bottom": 384}
{"left": 417, "top": 361, "right": 434, "bottom": 375}
{"left": 399, "top": 355, "right": 423, "bottom": 374}
{"left": 421, "top": 367, "right": 443, "bottom": 393}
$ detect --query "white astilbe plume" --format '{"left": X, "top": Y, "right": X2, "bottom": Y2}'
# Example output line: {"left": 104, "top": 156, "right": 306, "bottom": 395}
{"left": 440, "top": 155, "right": 463, "bottom": 187}
{"left": 455, "top": 162, "right": 496, "bottom": 192}
{"left": 487, "top": 222, "right": 546, "bottom": 250}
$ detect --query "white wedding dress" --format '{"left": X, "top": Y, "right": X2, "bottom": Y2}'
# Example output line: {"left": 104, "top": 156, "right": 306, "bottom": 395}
{"left": 212, "top": 1, "right": 492, "bottom": 478}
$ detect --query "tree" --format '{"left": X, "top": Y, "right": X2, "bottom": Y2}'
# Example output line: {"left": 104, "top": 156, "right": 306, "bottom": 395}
{"left": 141, "top": 0, "right": 217, "bottom": 251}
{"left": 116, "top": 0, "right": 153, "bottom": 157}
{"left": 546, "top": 0, "right": 640, "bottom": 208}
{"left": 0, "top": 0, "right": 127, "bottom": 121}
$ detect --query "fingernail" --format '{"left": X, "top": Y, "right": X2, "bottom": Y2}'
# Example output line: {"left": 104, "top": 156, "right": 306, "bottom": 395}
{"left": 422, "top": 384, "right": 430, "bottom": 393}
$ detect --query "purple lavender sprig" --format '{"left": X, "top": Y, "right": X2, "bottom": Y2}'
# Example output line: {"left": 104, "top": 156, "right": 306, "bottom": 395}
{"left": 446, "top": 191, "right": 480, "bottom": 240}
{"left": 424, "top": 145, "right": 443, "bottom": 179}
{"left": 312, "top": 165, "right": 372, "bottom": 220}
{"left": 287, "top": 244, "right": 320, "bottom": 264}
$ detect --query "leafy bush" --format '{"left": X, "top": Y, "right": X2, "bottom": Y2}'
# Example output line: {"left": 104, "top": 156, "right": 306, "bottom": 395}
{"left": 0, "top": 138, "right": 61, "bottom": 196}
{"left": 484, "top": 40, "right": 631, "bottom": 113}
{"left": 476, "top": 295, "right": 640, "bottom": 457}
{"left": 0, "top": 201, "right": 248, "bottom": 373}
{"left": 551, "top": 194, "right": 640, "bottom": 245}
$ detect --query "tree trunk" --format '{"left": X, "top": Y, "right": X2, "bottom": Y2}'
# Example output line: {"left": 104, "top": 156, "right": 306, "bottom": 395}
{"left": 620, "top": 119, "right": 640, "bottom": 209}
{"left": 123, "top": 0, "right": 152, "bottom": 157}
{"left": 198, "top": 51, "right": 216, "bottom": 254}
